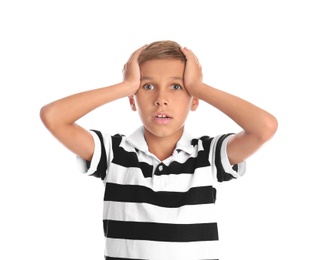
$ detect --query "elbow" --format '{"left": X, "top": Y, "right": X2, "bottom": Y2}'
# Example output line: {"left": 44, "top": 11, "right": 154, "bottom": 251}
{"left": 40, "top": 104, "right": 57, "bottom": 131}
{"left": 260, "top": 115, "right": 278, "bottom": 142}
{"left": 40, "top": 105, "right": 49, "bottom": 126}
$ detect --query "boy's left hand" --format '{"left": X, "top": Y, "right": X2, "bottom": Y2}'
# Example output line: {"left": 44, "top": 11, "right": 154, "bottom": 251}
{"left": 180, "top": 47, "right": 203, "bottom": 97}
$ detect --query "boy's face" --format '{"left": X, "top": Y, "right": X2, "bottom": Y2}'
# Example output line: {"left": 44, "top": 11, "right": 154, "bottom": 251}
{"left": 129, "top": 59, "right": 199, "bottom": 141}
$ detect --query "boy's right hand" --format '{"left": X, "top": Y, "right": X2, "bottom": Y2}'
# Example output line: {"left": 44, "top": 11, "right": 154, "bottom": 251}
{"left": 123, "top": 45, "right": 147, "bottom": 96}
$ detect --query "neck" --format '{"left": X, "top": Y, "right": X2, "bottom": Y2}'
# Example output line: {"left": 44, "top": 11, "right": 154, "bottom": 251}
{"left": 144, "top": 128, "right": 184, "bottom": 161}
{"left": 149, "top": 140, "right": 175, "bottom": 161}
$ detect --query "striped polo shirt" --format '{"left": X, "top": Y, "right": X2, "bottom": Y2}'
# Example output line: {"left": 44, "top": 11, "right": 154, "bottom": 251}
{"left": 77, "top": 126, "right": 246, "bottom": 260}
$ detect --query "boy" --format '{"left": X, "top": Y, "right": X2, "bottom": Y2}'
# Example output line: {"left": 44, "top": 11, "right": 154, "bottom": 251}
{"left": 40, "top": 40, "right": 278, "bottom": 259}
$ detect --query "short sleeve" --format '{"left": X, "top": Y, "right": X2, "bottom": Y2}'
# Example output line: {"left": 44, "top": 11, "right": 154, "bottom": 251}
{"left": 211, "top": 134, "right": 246, "bottom": 182}
{"left": 76, "top": 130, "right": 110, "bottom": 180}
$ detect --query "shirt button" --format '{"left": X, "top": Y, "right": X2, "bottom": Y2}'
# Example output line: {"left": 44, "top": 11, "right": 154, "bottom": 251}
{"left": 158, "top": 165, "right": 163, "bottom": 171}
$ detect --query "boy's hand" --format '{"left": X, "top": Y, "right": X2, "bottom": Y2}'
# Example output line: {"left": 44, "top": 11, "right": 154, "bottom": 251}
{"left": 123, "top": 45, "right": 147, "bottom": 96}
{"left": 180, "top": 47, "right": 203, "bottom": 97}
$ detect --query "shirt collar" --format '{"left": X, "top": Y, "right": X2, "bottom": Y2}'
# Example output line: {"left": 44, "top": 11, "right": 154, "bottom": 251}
{"left": 126, "top": 126, "right": 195, "bottom": 155}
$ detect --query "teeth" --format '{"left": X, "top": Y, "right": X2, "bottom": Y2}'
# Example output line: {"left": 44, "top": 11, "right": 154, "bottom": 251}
{"left": 157, "top": 115, "right": 167, "bottom": 118}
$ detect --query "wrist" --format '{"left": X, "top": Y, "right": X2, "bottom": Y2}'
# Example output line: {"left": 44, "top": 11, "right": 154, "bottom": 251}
{"left": 122, "top": 80, "right": 140, "bottom": 96}
{"left": 187, "top": 82, "right": 207, "bottom": 98}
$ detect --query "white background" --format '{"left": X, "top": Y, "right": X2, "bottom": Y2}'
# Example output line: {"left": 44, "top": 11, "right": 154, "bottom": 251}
{"left": 1, "top": 0, "right": 316, "bottom": 259}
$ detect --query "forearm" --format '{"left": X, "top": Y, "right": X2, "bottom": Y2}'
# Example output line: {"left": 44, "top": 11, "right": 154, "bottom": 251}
{"left": 40, "top": 81, "right": 133, "bottom": 161}
{"left": 194, "top": 83, "right": 278, "bottom": 141}
{"left": 40, "top": 81, "right": 131, "bottom": 128}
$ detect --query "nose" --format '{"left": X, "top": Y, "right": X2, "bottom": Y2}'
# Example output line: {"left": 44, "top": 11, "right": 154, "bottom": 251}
{"left": 154, "top": 90, "right": 168, "bottom": 106}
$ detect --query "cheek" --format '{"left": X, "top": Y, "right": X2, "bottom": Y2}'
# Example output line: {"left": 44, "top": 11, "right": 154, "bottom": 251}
{"left": 176, "top": 95, "right": 193, "bottom": 108}
{"left": 135, "top": 91, "right": 155, "bottom": 107}
{"left": 135, "top": 96, "right": 147, "bottom": 110}
{"left": 134, "top": 98, "right": 151, "bottom": 117}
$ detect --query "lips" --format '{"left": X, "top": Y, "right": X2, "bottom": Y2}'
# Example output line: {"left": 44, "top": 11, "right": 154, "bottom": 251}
{"left": 153, "top": 112, "right": 172, "bottom": 124}
{"left": 156, "top": 114, "right": 169, "bottom": 118}
{"left": 154, "top": 112, "right": 172, "bottom": 119}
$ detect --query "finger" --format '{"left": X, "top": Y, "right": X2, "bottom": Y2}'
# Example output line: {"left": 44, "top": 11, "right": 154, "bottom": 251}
{"left": 180, "top": 47, "right": 189, "bottom": 59}
{"left": 180, "top": 47, "right": 193, "bottom": 56}
{"left": 181, "top": 47, "right": 199, "bottom": 63}
{"left": 128, "top": 44, "right": 148, "bottom": 62}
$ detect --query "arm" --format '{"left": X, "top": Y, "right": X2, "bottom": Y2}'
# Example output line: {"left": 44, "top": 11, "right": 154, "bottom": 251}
{"left": 181, "top": 47, "right": 278, "bottom": 165}
{"left": 40, "top": 46, "right": 146, "bottom": 161}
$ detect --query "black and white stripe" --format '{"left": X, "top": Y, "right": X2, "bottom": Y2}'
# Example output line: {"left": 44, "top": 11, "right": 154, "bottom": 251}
{"left": 77, "top": 127, "right": 246, "bottom": 259}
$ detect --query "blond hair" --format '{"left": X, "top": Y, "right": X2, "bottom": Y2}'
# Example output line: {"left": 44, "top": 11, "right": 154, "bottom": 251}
{"left": 138, "top": 40, "right": 186, "bottom": 65}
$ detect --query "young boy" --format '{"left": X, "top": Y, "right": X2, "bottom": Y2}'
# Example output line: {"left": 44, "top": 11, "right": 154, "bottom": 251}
{"left": 40, "top": 40, "right": 278, "bottom": 259}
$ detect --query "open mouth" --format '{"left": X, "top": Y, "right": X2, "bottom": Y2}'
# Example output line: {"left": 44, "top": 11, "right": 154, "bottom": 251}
{"left": 155, "top": 115, "right": 170, "bottom": 119}
{"left": 154, "top": 113, "right": 172, "bottom": 124}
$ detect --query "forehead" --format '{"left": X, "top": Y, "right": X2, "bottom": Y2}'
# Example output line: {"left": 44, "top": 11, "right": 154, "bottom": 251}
{"left": 140, "top": 59, "right": 185, "bottom": 79}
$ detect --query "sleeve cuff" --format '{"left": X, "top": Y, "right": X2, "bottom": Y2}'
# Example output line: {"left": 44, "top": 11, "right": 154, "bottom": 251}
{"left": 76, "top": 130, "right": 102, "bottom": 176}
{"left": 220, "top": 134, "right": 246, "bottom": 178}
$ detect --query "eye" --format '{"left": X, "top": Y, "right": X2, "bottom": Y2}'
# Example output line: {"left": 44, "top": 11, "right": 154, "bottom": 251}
{"left": 171, "top": 84, "right": 182, "bottom": 90}
{"left": 143, "top": 84, "right": 155, "bottom": 90}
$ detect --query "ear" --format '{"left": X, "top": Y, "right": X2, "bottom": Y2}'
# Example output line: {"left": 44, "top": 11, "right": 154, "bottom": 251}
{"left": 190, "top": 97, "right": 199, "bottom": 111}
{"left": 129, "top": 96, "right": 137, "bottom": 111}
